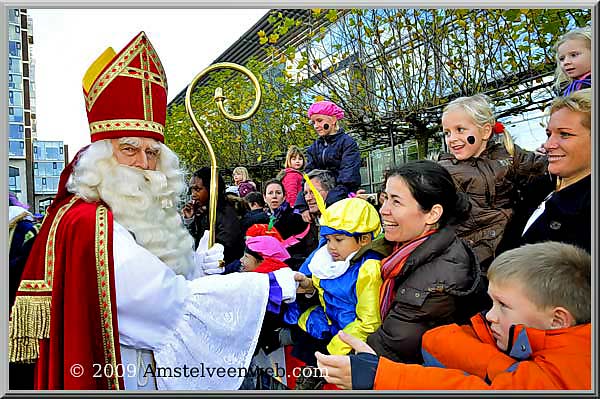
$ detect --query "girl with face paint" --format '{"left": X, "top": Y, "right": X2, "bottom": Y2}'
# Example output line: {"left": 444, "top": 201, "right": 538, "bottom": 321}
{"left": 438, "top": 94, "right": 549, "bottom": 273}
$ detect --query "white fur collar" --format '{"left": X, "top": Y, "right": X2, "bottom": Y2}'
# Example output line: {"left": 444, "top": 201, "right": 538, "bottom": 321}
{"left": 307, "top": 245, "right": 357, "bottom": 280}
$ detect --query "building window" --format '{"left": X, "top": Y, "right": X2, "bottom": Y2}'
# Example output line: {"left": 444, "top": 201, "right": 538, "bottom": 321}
{"left": 42, "top": 177, "right": 47, "bottom": 185}
{"left": 53, "top": 162, "right": 57, "bottom": 169}
{"left": 34, "top": 162, "right": 38, "bottom": 169}
{"left": 8, "top": 106, "right": 23, "bottom": 123}
{"left": 8, "top": 74, "right": 22, "bottom": 90}
{"left": 9, "top": 140, "right": 25, "bottom": 157}
{"left": 46, "top": 147, "right": 59, "bottom": 159}
{"left": 59, "top": 147, "right": 63, "bottom": 154}
{"left": 9, "top": 166, "right": 20, "bottom": 192}
{"left": 8, "top": 57, "right": 21, "bottom": 73}
{"left": 40, "top": 198, "right": 52, "bottom": 213}
{"left": 34, "top": 146, "right": 38, "bottom": 153}
{"left": 8, "top": 90, "right": 22, "bottom": 107}
{"left": 9, "top": 41, "right": 20, "bottom": 57}
{"left": 15, "top": 9, "right": 19, "bottom": 16}
{"left": 15, "top": 26, "right": 20, "bottom": 33}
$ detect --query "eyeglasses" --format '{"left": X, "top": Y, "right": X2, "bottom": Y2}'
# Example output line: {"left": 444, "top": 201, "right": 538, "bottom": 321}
{"left": 304, "top": 189, "right": 326, "bottom": 197}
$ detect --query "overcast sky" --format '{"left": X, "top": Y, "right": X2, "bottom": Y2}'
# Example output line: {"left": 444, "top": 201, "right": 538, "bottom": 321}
{"left": 28, "top": 8, "right": 268, "bottom": 160}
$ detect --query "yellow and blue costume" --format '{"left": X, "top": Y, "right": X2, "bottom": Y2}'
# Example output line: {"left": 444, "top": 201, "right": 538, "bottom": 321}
{"left": 287, "top": 181, "right": 387, "bottom": 355}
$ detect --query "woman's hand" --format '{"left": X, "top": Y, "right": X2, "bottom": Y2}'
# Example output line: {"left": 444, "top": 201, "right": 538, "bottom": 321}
{"left": 315, "top": 331, "right": 377, "bottom": 390}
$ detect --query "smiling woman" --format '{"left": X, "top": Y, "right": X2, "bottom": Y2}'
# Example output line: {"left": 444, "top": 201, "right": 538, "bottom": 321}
{"left": 520, "top": 88, "right": 591, "bottom": 252}
{"left": 366, "top": 160, "right": 483, "bottom": 364}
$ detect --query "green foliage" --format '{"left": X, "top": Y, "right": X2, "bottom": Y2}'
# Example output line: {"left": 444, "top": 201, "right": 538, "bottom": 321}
{"left": 257, "top": 8, "right": 590, "bottom": 158}
{"left": 164, "top": 58, "right": 314, "bottom": 175}
{"left": 167, "top": 8, "right": 591, "bottom": 172}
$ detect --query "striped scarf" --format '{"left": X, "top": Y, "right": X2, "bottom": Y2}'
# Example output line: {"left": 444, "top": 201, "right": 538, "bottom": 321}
{"left": 379, "top": 230, "right": 437, "bottom": 319}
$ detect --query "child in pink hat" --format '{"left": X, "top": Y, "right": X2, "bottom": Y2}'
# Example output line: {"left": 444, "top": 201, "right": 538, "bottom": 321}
{"left": 242, "top": 235, "right": 291, "bottom": 273}
{"left": 294, "top": 100, "right": 362, "bottom": 223}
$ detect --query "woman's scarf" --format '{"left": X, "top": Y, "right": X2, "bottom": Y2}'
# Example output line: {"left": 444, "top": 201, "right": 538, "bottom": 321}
{"left": 379, "top": 229, "right": 437, "bottom": 319}
{"left": 267, "top": 200, "right": 290, "bottom": 230}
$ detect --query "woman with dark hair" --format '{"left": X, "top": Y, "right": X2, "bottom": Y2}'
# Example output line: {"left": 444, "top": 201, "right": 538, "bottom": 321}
{"left": 365, "top": 160, "right": 482, "bottom": 364}
{"left": 182, "top": 167, "right": 244, "bottom": 264}
{"left": 263, "top": 179, "right": 310, "bottom": 269}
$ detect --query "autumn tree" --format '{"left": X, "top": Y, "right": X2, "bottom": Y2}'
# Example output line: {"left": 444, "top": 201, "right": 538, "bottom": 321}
{"left": 261, "top": 8, "right": 591, "bottom": 158}
{"left": 164, "top": 59, "right": 314, "bottom": 183}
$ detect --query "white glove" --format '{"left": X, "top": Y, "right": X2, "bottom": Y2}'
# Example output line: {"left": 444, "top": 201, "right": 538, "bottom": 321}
{"left": 196, "top": 231, "right": 225, "bottom": 275}
{"left": 272, "top": 267, "right": 299, "bottom": 303}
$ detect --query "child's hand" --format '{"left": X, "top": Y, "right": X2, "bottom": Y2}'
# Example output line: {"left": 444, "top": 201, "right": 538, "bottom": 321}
{"left": 315, "top": 352, "right": 352, "bottom": 389}
{"left": 338, "top": 331, "right": 376, "bottom": 354}
{"left": 294, "top": 272, "right": 315, "bottom": 294}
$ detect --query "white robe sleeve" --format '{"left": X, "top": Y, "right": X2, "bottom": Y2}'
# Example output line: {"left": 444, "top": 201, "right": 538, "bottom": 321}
{"left": 112, "top": 222, "right": 269, "bottom": 390}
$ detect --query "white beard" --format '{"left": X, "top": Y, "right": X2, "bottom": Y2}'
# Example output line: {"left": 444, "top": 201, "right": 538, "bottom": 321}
{"left": 95, "top": 160, "right": 195, "bottom": 277}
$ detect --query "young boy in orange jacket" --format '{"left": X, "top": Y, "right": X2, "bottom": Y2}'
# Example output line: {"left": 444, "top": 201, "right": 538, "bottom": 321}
{"left": 315, "top": 241, "right": 591, "bottom": 390}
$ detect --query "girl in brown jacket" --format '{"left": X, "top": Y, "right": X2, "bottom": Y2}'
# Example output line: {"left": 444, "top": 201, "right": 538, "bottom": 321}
{"left": 438, "top": 94, "right": 548, "bottom": 270}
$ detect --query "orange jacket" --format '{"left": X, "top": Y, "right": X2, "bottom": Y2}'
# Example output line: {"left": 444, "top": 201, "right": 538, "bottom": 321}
{"left": 373, "top": 313, "right": 591, "bottom": 390}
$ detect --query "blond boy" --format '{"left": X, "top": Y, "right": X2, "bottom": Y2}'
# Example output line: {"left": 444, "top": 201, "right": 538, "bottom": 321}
{"left": 316, "top": 242, "right": 591, "bottom": 390}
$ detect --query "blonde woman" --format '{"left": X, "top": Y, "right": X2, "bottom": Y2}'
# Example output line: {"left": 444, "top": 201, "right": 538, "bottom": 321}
{"left": 520, "top": 89, "right": 591, "bottom": 252}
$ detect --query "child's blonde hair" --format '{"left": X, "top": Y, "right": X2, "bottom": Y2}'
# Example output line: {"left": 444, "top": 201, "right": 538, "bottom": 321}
{"left": 488, "top": 242, "right": 590, "bottom": 324}
{"left": 553, "top": 26, "right": 592, "bottom": 92}
{"left": 284, "top": 145, "right": 305, "bottom": 169}
{"left": 443, "top": 94, "right": 514, "bottom": 156}
{"left": 233, "top": 166, "right": 250, "bottom": 181}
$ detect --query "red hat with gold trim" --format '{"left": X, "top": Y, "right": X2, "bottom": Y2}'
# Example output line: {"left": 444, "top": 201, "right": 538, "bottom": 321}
{"left": 82, "top": 31, "right": 167, "bottom": 143}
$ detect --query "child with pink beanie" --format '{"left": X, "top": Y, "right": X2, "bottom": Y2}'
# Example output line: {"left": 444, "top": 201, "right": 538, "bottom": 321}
{"left": 294, "top": 100, "right": 362, "bottom": 223}
{"left": 242, "top": 235, "right": 292, "bottom": 274}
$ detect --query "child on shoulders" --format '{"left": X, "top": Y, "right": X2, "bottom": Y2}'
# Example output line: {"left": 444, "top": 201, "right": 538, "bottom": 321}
{"left": 438, "top": 94, "right": 548, "bottom": 271}
{"left": 295, "top": 100, "right": 362, "bottom": 222}
{"left": 554, "top": 26, "right": 591, "bottom": 96}
{"left": 277, "top": 145, "right": 306, "bottom": 207}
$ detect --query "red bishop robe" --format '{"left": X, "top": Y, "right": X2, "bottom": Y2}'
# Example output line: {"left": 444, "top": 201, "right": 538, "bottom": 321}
{"left": 10, "top": 192, "right": 124, "bottom": 390}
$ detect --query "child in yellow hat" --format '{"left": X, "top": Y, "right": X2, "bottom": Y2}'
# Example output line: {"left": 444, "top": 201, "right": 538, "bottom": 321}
{"left": 288, "top": 188, "right": 390, "bottom": 389}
